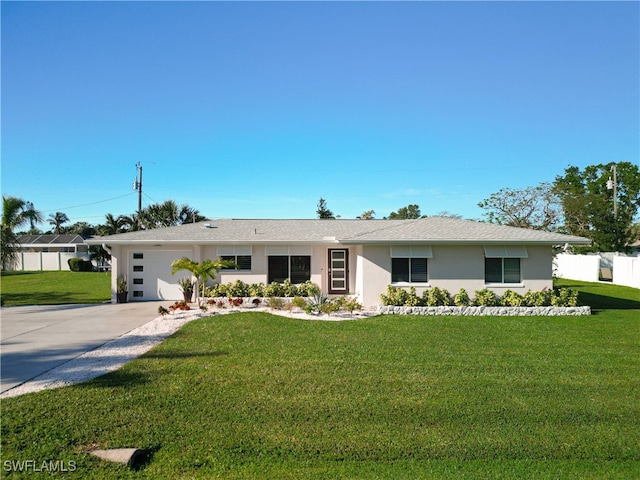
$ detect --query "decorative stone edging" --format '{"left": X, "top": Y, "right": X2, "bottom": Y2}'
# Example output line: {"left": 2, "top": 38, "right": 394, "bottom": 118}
{"left": 377, "top": 305, "right": 591, "bottom": 316}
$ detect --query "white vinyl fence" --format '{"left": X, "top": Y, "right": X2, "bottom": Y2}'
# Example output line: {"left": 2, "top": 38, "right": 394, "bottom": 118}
{"left": 613, "top": 255, "right": 640, "bottom": 289}
{"left": 12, "top": 252, "right": 90, "bottom": 271}
{"left": 555, "top": 253, "right": 640, "bottom": 289}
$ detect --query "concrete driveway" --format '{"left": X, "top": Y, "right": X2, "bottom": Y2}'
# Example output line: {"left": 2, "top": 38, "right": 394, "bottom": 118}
{"left": 1, "top": 302, "right": 166, "bottom": 394}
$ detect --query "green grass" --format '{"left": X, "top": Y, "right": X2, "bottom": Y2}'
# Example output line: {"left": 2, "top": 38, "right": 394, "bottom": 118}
{"left": 2, "top": 280, "right": 638, "bottom": 478}
{"left": 0, "top": 271, "right": 111, "bottom": 306}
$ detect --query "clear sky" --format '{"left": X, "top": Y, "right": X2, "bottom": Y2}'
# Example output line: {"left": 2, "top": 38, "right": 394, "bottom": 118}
{"left": 2, "top": 1, "right": 638, "bottom": 226}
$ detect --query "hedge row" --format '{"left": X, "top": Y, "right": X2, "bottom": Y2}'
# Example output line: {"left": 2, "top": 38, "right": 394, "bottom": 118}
{"left": 380, "top": 286, "right": 579, "bottom": 308}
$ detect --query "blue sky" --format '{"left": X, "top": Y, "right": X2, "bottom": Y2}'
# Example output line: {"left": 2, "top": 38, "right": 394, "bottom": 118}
{"left": 2, "top": 1, "right": 638, "bottom": 226}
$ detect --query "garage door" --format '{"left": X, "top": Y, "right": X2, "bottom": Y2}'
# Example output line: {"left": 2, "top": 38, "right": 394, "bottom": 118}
{"left": 129, "top": 250, "right": 192, "bottom": 301}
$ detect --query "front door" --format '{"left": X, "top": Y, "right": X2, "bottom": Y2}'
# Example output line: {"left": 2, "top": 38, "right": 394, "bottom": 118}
{"left": 328, "top": 249, "right": 349, "bottom": 294}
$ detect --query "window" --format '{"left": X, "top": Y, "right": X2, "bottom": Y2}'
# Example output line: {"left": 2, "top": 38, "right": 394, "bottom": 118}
{"left": 485, "top": 258, "right": 521, "bottom": 284}
{"left": 133, "top": 291, "right": 143, "bottom": 298}
{"left": 133, "top": 278, "right": 144, "bottom": 285}
{"left": 483, "top": 245, "right": 526, "bottom": 284}
{"left": 133, "top": 265, "right": 143, "bottom": 272}
{"left": 221, "top": 255, "right": 252, "bottom": 270}
{"left": 392, "top": 258, "right": 428, "bottom": 283}
{"left": 133, "top": 253, "right": 144, "bottom": 259}
{"left": 390, "top": 245, "right": 431, "bottom": 283}
{"left": 268, "top": 255, "right": 311, "bottom": 284}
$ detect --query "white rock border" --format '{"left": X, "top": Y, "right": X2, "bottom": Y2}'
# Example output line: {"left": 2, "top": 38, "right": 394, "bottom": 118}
{"left": 377, "top": 305, "right": 591, "bottom": 316}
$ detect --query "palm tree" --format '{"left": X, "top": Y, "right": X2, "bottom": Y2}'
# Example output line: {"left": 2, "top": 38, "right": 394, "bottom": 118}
{"left": 1, "top": 196, "right": 43, "bottom": 270}
{"left": 138, "top": 200, "right": 205, "bottom": 230}
{"left": 171, "top": 257, "right": 236, "bottom": 306}
{"left": 48, "top": 212, "right": 70, "bottom": 234}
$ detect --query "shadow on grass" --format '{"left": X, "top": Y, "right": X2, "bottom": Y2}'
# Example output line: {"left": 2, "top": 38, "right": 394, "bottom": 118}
{"left": 558, "top": 281, "right": 640, "bottom": 310}
{"left": 143, "top": 351, "right": 229, "bottom": 359}
{"left": 2, "top": 291, "right": 106, "bottom": 306}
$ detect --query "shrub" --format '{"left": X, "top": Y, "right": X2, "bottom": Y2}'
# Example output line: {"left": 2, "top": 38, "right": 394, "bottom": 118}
{"left": 229, "top": 280, "right": 250, "bottom": 297}
{"left": 266, "top": 297, "right": 285, "bottom": 310}
{"left": 424, "top": 287, "right": 451, "bottom": 306}
{"left": 380, "top": 285, "right": 409, "bottom": 306}
{"left": 474, "top": 289, "right": 498, "bottom": 306}
{"left": 405, "top": 287, "right": 421, "bottom": 306}
{"left": 264, "top": 282, "right": 285, "bottom": 298}
{"left": 523, "top": 290, "right": 550, "bottom": 307}
{"left": 501, "top": 289, "right": 523, "bottom": 307}
{"left": 291, "top": 296, "right": 308, "bottom": 309}
{"left": 551, "top": 288, "right": 579, "bottom": 307}
{"left": 341, "top": 296, "right": 363, "bottom": 313}
{"left": 297, "top": 280, "right": 321, "bottom": 297}
{"left": 248, "top": 282, "right": 265, "bottom": 297}
{"left": 68, "top": 258, "right": 93, "bottom": 272}
{"left": 282, "top": 279, "right": 297, "bottom": 297}
{"left": 453, "top": 288, "right": 471, "bottom": 307}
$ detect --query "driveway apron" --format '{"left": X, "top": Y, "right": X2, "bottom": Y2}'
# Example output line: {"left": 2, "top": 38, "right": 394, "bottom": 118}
{"left": 1, "top": 302, "right": 163, "bottom": 394}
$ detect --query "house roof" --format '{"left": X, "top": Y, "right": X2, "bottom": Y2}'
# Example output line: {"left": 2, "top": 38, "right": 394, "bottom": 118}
{"left": 85, "top": 218, "right": 591, "bottom": 246}
{"left": 17, "top": 234, "right": 87, "bottom": 246}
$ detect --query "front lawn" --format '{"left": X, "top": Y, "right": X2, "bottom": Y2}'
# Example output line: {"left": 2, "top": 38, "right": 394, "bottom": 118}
{"left": 0, "top": 271, "right": 111, "bottom": 306}
{"left": 2, "top": 281, "right": 638, "bottom": 478}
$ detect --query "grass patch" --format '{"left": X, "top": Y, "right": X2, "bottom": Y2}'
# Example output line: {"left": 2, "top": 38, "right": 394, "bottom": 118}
{"left": 2, "top": 278, "right": 639, "bottom": 478}
{"left": 0, "top": 271, "right": 111, "bottom": 306}
{"left": 555, "top": 277, "right": 640, "bottom": 311}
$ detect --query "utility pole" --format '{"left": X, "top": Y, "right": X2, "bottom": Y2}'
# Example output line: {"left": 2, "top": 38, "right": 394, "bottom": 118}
{"left": 606, "top": 163, "right": 617, "bottom": 220}
{"left": 133, "top": 162, "right": 143, "bottom": 215}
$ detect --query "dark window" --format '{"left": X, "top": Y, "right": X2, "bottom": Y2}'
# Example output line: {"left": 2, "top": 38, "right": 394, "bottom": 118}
{"left": 221, "top": 255, "right": 252, "bottom": 270}
{"left": 485, "top": 258, "right": 521, "bottom": 283}
{"left": 268, "top": 256, "right": 289, "bottom": 284}
{"left": 268, "top": 255, "right": 311, "bottom": 284}
{"left": 392, "top": 258, "right": 427, "bottom": 283}
{"left": 133, "top": 278, "right": 143, "bottom": 285}
{"left": 133, "top": 265, "right": 143, "bottom": 272}
{"left": 290, "top": 256, "right": 311, "bottom": 284}
{"left": 133, "top": 291, "right": 143, "bottom": 297}
{"left": 133, "top": 253, "right": 144, "bottom": 259}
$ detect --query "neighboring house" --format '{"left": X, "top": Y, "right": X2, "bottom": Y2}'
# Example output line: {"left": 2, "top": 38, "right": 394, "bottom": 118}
{"left": 12, "top": 234, "right": 90, "bottom": 271}
{"left": 86, "top": 218, "right": 590, "bottom": 307}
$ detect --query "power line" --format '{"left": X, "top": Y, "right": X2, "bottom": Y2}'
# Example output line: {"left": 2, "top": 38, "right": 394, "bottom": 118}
{"left": 40, "top": 192, "right": 136, "bottom": 214}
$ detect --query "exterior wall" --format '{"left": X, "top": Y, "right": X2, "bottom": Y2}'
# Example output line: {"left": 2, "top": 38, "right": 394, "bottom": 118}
{"left": 358, "top": 244, "right": 555, "bottom": 309}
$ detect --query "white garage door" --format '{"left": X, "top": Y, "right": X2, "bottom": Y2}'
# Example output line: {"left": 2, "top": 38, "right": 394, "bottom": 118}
{"left": 129, "top": 250, "right": 192, "bottom": 301}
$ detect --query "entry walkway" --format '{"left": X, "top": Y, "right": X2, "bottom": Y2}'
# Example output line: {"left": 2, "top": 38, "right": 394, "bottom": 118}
{"left": 1, "top": 302, "right": 164, "bottom": 394}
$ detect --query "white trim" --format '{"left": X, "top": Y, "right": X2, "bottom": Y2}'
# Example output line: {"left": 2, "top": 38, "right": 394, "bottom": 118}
{"left": 390, "top": 245, "right": 433, "bottom": 258}
{"left": 217, "top": 245, "right": 252, "bottom": 256}
{"left": 484, "top": 245, "right": 528, "bottom": 258}
{"left": 265, "top": 246, "right": 313, "bottom": 256}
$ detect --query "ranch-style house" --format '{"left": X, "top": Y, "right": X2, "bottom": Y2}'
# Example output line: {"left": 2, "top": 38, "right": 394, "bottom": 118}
{"left": 86, "top": 217, "right": 591, "bottom": 308}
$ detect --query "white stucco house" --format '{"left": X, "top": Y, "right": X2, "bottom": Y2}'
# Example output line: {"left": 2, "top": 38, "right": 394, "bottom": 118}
{"left": 85, "top": 217, "right": 590, "bottom": 308}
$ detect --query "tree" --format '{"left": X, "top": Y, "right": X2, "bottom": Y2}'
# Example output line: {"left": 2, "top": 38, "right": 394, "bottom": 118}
{"left": 387, "top": 204, "right": 422, "bottom": 219}
{"left": 171, "top": 257, "right": 236, "bottom": 306}
{"left": 138, "top": 200, "right": 205, "bottom": 229}
{"left": 359, "top": 210, "right": 375, "bottom": 219}
{"left": 478, "top": 183, "right": 561, "bottom": 230}
{"left": 1, "top": 196, "right": 43, "bottom": 270}
{"left": 554, "top": 162, "right": 640, "bottom": 252}
{"left": 48, "top": 212, "right": 70, "bottom": 234}
{"left": 316, "top": 198, "right": 335, "bottom": 219}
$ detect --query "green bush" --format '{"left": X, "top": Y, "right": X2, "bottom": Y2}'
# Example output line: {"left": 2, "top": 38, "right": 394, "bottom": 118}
{"left": 248, "top": 282, "right": 265, "bottom": 297}
{"left": 551, "top": 287, "right": 579, "bottom": 307}
{"left": 424, "top": 287, "right": 451, "bottom": 306}
{"left": 523, "top": 290, "right": 550, "bottom": 307}
{"left": 263, "top": 282, "right": 285, "bottom": 298}
{"left": 453, "top": 288, "right": 471, "bottom": 306}
{"left": 297, "top": 280, "right": 321, "bottom": 297}
{"left": 67, "top": 258, "right": 93, "bottom": 272}
{"left": 473, "top": 289, "right": 498, "bottom": 306}
{"left": 380, "top": 285, "right": 409, "bottom": 306}
{"left": 501, "top": 289, "right": 523, "bottom": 307}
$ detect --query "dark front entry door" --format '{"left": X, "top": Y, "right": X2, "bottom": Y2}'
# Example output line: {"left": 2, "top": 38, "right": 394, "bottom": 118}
{"left": 328, "top": 249, "right": 349, "bottom": 294}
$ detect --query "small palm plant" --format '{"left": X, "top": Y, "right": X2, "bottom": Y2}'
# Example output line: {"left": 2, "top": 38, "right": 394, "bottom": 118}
{"left": 171, "top": 257, "right": 236, "bottom": 306}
